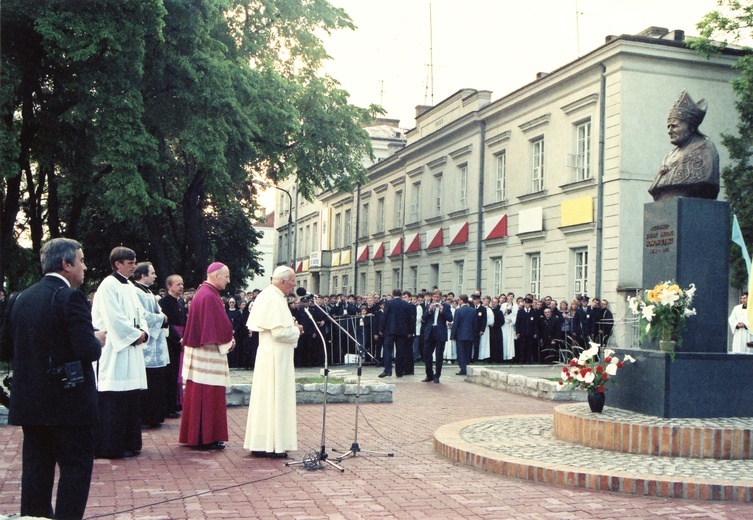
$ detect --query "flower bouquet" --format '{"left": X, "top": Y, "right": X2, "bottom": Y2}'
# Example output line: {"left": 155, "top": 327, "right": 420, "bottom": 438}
{"left": 558, "top": 341, "right": 635, "bottom": 394}
{"left": 628, "top": 281, "right": 696, "bottom": 359}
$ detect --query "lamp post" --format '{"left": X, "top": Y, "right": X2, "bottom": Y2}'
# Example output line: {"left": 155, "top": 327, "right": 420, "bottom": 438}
{"left": 253, "top": 180, "right": 294, "bottom": 268}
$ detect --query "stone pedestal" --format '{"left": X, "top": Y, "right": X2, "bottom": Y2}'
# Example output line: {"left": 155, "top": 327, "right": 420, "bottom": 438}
{"left": 610, "top": 347, "right": 753, "bottom": 418}
{"left": 641, "top": 198, "right": 729, "bottom": 353}
{"left": 609, "top": 198, "right": 749, "bottom": 418}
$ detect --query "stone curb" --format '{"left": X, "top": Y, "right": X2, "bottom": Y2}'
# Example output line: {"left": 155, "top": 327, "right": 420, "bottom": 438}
{"left": 226, "top": 377, "right": 394, "bottom": 406}
{"left": 465, "top": 366, "right": 586, "bottom": 401}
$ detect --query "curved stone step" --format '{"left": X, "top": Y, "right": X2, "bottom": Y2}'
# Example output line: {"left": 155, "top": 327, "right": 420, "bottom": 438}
{"left": 554, "top": 403, "right": 753, "bottom": 459}
{"left": 434, "top": 411, "right": 753, "bottom": 502}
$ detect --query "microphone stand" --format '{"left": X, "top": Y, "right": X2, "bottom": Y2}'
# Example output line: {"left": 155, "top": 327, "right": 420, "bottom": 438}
{"left": 285, "top": 304, "right": 344, "bottom": 472}
{"left": 312, "top": 304, "right": 394, "bottom": 463}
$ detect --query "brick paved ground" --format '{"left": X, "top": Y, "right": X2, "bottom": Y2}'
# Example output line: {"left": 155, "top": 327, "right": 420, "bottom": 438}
{"left": 2, "top": 366, "right": 753, "bottom": 519}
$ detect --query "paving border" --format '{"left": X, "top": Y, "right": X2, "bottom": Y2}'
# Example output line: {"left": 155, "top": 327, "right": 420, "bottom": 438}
{"left": 434, "top": 414, "right": 753, "bottom": 502}
{"left": 466, "top": 366, "right": 585, "bottom": 401}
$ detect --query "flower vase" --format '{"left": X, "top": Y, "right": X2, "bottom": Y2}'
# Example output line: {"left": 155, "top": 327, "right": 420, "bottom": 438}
{"left": 587, "top": 391, "right": 606, "bottom": 413}
{"left": 659, "top": 340, "right": 676, "bottom": 353}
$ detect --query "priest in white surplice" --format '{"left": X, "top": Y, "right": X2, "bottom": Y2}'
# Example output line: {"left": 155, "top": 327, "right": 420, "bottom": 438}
{"left": 729, "top": 292, "right": 752, "bottom": 354}
{"left": 244, "top": 266, "right": 303, "bottom": 458}
{"left": 91, "top": 247, "right": 148, "bottom": 459}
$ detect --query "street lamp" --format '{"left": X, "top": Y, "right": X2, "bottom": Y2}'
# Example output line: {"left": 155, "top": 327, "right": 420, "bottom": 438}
{"left": 253, "top": 179, "right": 294, "bottom": 268}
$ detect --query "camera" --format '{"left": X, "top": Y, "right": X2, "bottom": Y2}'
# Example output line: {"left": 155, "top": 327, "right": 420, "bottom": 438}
{"left": 48, "top": 361, "right": 84, "bottom": 390}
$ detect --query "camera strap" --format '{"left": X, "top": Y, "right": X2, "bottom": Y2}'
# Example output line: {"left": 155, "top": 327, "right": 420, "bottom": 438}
{"left": 47, "top": 286, "right": 65, "bottom": 372}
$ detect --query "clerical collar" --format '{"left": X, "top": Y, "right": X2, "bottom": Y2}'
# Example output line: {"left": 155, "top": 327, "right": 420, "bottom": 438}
{"left": 744, "top": 304, "right": 748, "bottom": 309}
{"left": 133, "top": 281, "right": 151, "bottom": 293}
{"left": 112, "top": 271, "right": 130, "bottom": 284}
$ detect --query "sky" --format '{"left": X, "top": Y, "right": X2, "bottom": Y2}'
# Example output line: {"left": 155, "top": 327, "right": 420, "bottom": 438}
{"left": 257, "top": 0, "right": 731, "bottom": 212}
{"left": 321, "top": 0, "right": 730, "bottom": 128}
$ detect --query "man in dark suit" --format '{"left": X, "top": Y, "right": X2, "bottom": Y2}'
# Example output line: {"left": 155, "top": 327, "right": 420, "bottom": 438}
{"left": 515, "top": 297, "right": 538, "bottom": 364}
{"left": 421, "top": 289, "right": 453, "bottom": 383}
{"left": 0, "top": 238, "right": 106, "bottom": 520}
{"left": 159, "top": 274, "right": 185, "bottom": 418}
{"left": 451, "top": 294, "right": 477, "bottom": 375}
{"left": 573, "top": 295, "right": 593, "bottom": 346}
{"left": 378, "top": 289, "right": 415, "bottom": 377}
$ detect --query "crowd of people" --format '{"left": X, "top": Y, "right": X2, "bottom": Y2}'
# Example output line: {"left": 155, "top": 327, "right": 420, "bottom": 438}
{"left": 261, "top": 288, "right": 616, "bottom": 379}
{"left": 0, "top": 240, "right": 304, "bottom": 519}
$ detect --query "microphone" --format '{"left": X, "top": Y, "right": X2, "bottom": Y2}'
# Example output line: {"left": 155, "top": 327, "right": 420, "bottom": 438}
{"left": 296, "top": 286, "right": 318, "bottom": 298}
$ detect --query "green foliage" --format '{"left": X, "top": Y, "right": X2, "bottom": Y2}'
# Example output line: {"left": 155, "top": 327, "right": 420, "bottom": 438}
{"left": 688, "top": 0, "right": 753, "bottom": 288}
{"left": 0, "top": 0, "right": 375, "bottom": 290}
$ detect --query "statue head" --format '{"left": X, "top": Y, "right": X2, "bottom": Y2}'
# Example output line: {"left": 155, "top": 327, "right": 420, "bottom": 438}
{"left": 667, "top": 90, "right": 707, "bottom": 147}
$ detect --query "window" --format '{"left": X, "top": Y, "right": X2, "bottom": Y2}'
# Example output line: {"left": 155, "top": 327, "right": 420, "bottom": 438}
{"left": 360, "top": 202, "right": 369, "bottom": 236}
{"left": 491, "top": 257, "right": 503, "bottom": 297}
{"left": 575, "top": 121, "right": 591, "bottom": 181}
{"left": 455, "top": 260, "right": 464, "bottom": 295}
{"left": 574, "top": 249, "right": 588, "bottom": 296}
{"left": 410, "top": 266, "right": 418, "bottom": 294}
{"left": 377, "top": 197, "right": 385, "bottom": 233}
{"left": 394, "top": 190, "right": 404, "bottom": 228}
{"left": 334, "top": 213, "right": 342, "bottom": 249}
{"left": 392, "top": 268, "right": 401, "bottom": 289}
{"left": 342, "top": 275, "right": 349, "bottom": 295}
{"left": 358, "top": 272, "right": 366, "bottom": 294}
{"left": 429, "top": 263, "right": 439, "bottom": 290}
{"left": 459, "top": 165, "right": 468, "bottom": 209}
{"left": 532, "top": 138, "right": 545, "bottom": 192}
{"left": 297, "top": 226, "right": 303, "bottom": 258}
{"left": 433, "top": 174, "right": 443, "bottom": 217}
{"left": 312, "top": 222, "right": 318, "bottom": 251}
{"left": 304, "top": 225, "right": 310, "bottom": 255}
{"left": 495, "top": 152, "right": 506, "bottom": 202}
{"left": 409, "top": 181, "right": 421, "bottom": 223}
{"left": 375, "top": 271, "right": 383, "bottom": 296}
{"left": 528, "top": 253, "right": 541, "bottom": 299}
{"left": 278, "top": 233, "right": 284, "bottom": 259}
{"left": 332, "top": 275, "right": 339, "bottom": 294}
{"left": 344, "top": 209, "right": 352, "bottom": 247}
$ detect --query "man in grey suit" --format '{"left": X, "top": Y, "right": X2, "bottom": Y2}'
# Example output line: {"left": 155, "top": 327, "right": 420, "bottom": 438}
{"left": 0, "top": 238, "right": 106, "bottom": 520}
{"left": 421, "top": 289, "right": 453, "bottom": 383}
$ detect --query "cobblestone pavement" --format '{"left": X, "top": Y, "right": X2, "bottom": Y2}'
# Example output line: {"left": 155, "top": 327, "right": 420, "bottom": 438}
{"left": 1, "top": 365, "right": 752, "bottom": 519}
{"left": 461, "top": 415, "right": 753, "bottom": 481}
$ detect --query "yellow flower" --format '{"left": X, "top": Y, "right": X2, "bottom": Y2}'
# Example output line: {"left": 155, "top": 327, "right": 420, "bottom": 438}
{"left": 647, "top": 290, "right": 659, "bottom": 303}
{"left": 668, "top": 284, "right": 680, "bottom": 294}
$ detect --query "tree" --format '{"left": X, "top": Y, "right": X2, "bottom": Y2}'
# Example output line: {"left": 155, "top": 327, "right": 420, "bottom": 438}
{"left": 689, "top": 0, "right": 753, "bottom": 289}
{"left": 0, "top": 0, "right": 376, "bottom": 292}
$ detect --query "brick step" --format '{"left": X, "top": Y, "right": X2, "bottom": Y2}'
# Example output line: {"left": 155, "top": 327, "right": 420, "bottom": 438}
{"left": 554, "top": 403, "right": 753, "bottom": 459}
{"left": 434, "top": 413, "right": 753, "bottom": 502}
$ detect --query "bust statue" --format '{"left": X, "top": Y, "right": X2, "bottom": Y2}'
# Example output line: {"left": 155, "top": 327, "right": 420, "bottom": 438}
{"left": 648, "top": 90, "right": 720, "bottom": 201}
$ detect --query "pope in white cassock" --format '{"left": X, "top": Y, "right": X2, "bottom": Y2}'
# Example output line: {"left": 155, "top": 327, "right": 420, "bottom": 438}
{"left": 729, "top": 292, "right": 752, "bottom": 354}
{"left": 244, "top": 266, "right": 303, "bottom": 458}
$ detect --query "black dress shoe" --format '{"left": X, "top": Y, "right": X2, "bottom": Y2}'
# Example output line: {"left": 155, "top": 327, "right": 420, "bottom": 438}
{"left": 421, "top": 377, "right": 433, "bottom": 382}
{"left": 166, "top": 412, "right": 181, "bottom": 419}
{"left": 456, "top": 371, "right": 467, "bottom": 376}
{"left": 434, "top": 378, "right": 440, "bottom": 383}
{"left": 251, "top": 450, "right": 287, "bottom": 458}
{"left": 193, "top": 441, "right": 225, "bottom": 451}
{"left": 378, "top": 373, "right": 390, "bottom": 378}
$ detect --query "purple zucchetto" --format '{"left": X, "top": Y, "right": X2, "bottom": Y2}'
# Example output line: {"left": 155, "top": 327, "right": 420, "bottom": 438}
{"left": 206, "top": 262, "right": 226, "bottom": 275}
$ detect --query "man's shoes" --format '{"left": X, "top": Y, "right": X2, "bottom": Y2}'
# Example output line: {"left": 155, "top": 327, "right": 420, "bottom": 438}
{"left": 166, "top": 412, "right": 181, "bottom": 419}
{"left": 456, "top": 371, "right": 467, "bottom": 376}
{"left": 421, "top": 377, "right": 433, "bottom": 382}
{"left": 378, "top": 373, "right": 390, "bottom": 378}
{"left": 193, "top": 441, "right": 225, "bottom": 451}
{"left": 251, "top": 451, "right": 288, "bottom": 459}
{"left": 396, "top": 374, "right": 403, "bottom": 378}
{"left": 434, "top": 378, "right": 440, "bottom": 383}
